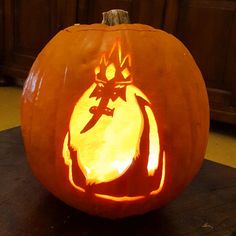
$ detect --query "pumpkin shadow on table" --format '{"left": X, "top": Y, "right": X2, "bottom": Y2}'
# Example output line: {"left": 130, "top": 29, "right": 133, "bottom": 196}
{"left": 26, "top": 193, "right": 180, "bottom": 236}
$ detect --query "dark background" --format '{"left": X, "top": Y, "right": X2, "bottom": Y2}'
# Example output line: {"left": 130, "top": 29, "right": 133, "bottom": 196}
{"left": 0, "top": 0, "right": 236, "bottom": 123}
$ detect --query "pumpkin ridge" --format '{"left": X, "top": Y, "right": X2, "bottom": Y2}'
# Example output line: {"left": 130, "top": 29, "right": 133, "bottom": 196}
{"left": 64, "top": 25, "right": 161, "bottom": 33}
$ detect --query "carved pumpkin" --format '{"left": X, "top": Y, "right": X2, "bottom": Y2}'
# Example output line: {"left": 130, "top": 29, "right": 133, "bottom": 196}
{"left": 21, "top": 17, "right": 209, "bottom": 218}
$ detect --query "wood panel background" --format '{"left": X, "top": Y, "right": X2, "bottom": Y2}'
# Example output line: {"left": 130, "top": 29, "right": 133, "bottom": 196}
{"left": 0, "top": 0, "right": 236, "bottom": 123}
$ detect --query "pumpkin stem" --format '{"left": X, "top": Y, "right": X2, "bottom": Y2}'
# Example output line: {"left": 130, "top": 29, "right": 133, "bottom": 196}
{"left": 102, "top": 9, "right": 130, "bottom": 26}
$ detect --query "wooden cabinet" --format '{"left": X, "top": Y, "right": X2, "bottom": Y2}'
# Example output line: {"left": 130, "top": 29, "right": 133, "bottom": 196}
{"left": 0, "top": 0, "right": 236, "bottom": 123}
{"left": 0, "top": 0, "right": 165, "bottom": 83}
{"left": 77, "top": 0, "right": 165, "bottom": 27}
{"left": 0, "top": 0, "right": 78, "bottom": 84}
{"left": 163, "top": 0, "right": 236, "bottom": 123}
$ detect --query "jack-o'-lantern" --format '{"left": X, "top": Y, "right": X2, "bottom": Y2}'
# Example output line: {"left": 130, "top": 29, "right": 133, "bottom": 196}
{"left": 21, "top": 10, "right": 209, "bottom": 218}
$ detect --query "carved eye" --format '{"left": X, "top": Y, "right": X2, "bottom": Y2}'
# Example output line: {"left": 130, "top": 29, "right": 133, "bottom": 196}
{"left": 121, "top": 68, "right": 130, "bottom": 79}
{"left": 106, "top": 63, "right": 116, "bottom": 80}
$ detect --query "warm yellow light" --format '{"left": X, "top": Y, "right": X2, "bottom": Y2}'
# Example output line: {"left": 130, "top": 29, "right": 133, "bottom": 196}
{"left": 62, "top": 84, "right": 147, "bottom": 184}
{"left": 94, "top": 193, "right": 145, "bottom": 202}
{"left": 150, "top": 152, "right": 166, "bottom": 195}
{"left": 112, "top": 159, "right": 133, "bottom": 174}
{"left": 62, "top": 40, "right": 165, "bottom": 200}
{"left": 146, "top": 106, "right": 160, "bottom": 176}
{"left": 95, "top": 66, "right": 100, "bottom": 75}
{"left": 62, "top": 84, "right": 161, "bottom": 184}
{"left": 95, "top": 151, "right": 166, "bottom": 201}
{"left": 105, "top": 63, "right": 116, "bottom": 81}
{"left": 121, "top": 68, "right": 130, "bottom": 79}
{"left": 63, "top": 133, "right": 71, "bottom": 166}
{"left": 63, "top": 133, "right": 85, "bottom": 192}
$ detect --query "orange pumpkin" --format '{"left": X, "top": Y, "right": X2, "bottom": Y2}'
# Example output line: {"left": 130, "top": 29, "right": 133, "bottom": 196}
{"left": 21, "top": 18, "right": 209, "bottom": 218}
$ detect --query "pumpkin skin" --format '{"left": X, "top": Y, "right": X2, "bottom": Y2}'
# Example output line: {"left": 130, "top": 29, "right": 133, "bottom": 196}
{"left": 21, "top": 24, "right": 209, "bottom": 218}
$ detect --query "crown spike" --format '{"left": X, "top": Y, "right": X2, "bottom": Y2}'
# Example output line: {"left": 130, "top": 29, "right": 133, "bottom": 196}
{"left": 108, "top": 41, "right": 120, "bottom": 66}
{"left": 120, "top": 55, "right": 131, "bottom": 69}
{"left": 95, "top": 40, "right": 132, "bottom": 85}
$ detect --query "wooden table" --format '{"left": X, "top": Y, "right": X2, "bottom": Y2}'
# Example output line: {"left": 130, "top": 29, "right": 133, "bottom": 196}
{"left": 0, "top": 127, "right": 236, "bottom": 236}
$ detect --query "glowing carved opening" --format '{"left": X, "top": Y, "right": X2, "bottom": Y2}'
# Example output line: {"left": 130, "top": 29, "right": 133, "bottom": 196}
{"left": 95, "top": 152, "right": 166, "bottom": 201}
{"left": 67, "top": 85, "right": 145, "bottom": 184}
{"left": 105, "top": 63, "right": 116, "bottom": 80}
{"left": 121, "top": 68, "right": 130, "bottom": 79}
{"left": 95, "top": 40, "right": 132, "bottom": 85}
{"left": 95, "top": 66, "right": 100, "bottom": 75}
{"left": 63, "top": 133, "right": 85, "bottom": 192}
{"left": 62, "top": 40, "right": 165, "bottom": 200}
{"left": 145, "top": 106, "right": 160, "bottom": 176}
